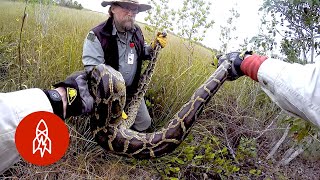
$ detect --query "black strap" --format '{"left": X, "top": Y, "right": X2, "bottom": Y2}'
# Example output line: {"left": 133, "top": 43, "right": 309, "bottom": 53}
{"left": 43, "top": 90, "right": 64, "bottom": 119}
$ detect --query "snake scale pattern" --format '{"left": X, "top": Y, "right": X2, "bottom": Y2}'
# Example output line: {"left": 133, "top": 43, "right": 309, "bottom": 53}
{"left": 89, "top": 45, "right": 231, "bottom": 159}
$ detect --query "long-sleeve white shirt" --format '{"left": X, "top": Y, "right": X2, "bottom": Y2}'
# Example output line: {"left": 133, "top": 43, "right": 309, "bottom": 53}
{"left": 257, "top": 58, "right": 320, "bottom": 127}
{"left": 0, "top": 88, "right": 52, "bottom": 174}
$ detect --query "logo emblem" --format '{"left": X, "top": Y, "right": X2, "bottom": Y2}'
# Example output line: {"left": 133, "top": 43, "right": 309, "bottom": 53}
{"left": 67, "top": 87, "right": 77, "bottom": 105}
{"left": 32, "top": 119, "right": 52, "bottom": 158}
{"left": 15, "top": 111, "right": 69, "bottom": 166}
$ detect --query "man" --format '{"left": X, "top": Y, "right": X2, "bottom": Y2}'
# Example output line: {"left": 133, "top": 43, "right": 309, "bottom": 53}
{"left": 218, "top": 52, "right": 320, "bottom": 128}
{"left": 82, "top": 0, "right": 167, "bottom": 132}
{"left": 0, "top": 64, "right": 122, "bottom": 174}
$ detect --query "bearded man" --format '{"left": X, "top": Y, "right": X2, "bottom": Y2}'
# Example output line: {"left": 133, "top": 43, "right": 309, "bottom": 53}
{"left": 82, "top": 0, "right": 167, "bottom": 132}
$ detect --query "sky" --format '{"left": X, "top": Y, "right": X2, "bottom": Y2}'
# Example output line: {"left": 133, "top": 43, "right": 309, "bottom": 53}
{"left": 74, "top": 0, "right": 264, "bottom": 51}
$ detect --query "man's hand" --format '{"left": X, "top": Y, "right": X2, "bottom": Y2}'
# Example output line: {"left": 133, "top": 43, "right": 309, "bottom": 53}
{"left": 45, "top": 64, "right": 127, "bottom": 119}
{"left": 49, "top": 71, "right": 93, "bottom": 119}
{"left": 218, "top": 51, "right": 268, "bottom": 81}
{"left": 152, "top": 32, "right": 167, "bottom": 49}
{"left": 217, "top": 51, "right": 254, "bottom": 80}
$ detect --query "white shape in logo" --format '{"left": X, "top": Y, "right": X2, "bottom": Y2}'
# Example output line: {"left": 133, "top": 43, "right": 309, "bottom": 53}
{"left": 32, "top": 119, "right": 52, "bottom": 158}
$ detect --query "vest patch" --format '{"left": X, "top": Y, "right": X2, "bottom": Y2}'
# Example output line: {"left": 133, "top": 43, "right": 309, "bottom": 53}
{"left": 87, "top": 33, "right": 95, "bottom": 42}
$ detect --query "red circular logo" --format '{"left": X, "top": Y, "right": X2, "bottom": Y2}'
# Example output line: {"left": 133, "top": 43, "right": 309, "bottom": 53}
{"left": 15, "top": 111, "right": 69, "bottom": 166}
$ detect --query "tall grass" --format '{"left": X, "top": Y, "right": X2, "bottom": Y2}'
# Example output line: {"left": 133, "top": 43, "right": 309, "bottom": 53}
{"left": 145, "top": 33, "right": 215, "bottom": 126}
{"left": 0, "top": 0, "right": 215, "bottom": 124}
{"left": 1, "top": 1, "right": 319, "bottom": 179}
{"left": 0, "top": 1, "right": 215, "bottom": 178}
{"left": 0, "top": 1, "right": 107, "bottom": 91}
{"left": 1, "top": 1, "right": 159, "bottom": 179}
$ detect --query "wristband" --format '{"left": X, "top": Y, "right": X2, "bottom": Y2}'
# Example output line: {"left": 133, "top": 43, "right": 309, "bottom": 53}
{"left": 240, "top": 54, "right": 268, "bottom": 81}
{"left": 43, "top": 89, "right": 64, "bottom": 119}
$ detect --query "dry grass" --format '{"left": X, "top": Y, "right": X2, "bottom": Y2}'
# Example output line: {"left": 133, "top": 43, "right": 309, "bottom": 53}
{"left": 1, "top": 1, "right": 319, "bottom": 179}
{"left": 0, "top": 1, "right": 214, "bottom": 179}
{"left": 3, "top": 116, "right": 157, "bottom": 179}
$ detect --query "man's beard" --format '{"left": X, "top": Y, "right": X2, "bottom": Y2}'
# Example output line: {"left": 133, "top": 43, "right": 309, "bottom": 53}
{"left": 116, "top": 16, "right": 134, "bottom": 32}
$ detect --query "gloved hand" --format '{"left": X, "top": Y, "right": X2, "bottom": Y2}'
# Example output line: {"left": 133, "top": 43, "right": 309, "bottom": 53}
{"left": 45, "top": 64, "right": 126, "bottom": 120}
{"left": 217, "top": 51, "right": 268, "bottom": 81}
{"left": 152, "top": 32, "right": 167, "bottom": 49}
{"left": 46, "top": 71, "right": 93, "bottom": 119}
{"left": 217, "top": 51, "right": 251, "bottom": 80}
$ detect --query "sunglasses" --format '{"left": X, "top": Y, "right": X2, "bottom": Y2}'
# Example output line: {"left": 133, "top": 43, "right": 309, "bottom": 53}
{"left": 115, "top": 3, "right": 139, "bottom": 14}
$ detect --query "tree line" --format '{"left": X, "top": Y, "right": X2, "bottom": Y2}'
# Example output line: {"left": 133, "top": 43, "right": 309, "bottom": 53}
{"left": 9, "top": 0, "right": 83, "bottom": 10}
{"left": 54, "top": 0, "right": 83, "bottom": 10}
{"left": 145, "top": 0, "right": 319, "bottom": 64}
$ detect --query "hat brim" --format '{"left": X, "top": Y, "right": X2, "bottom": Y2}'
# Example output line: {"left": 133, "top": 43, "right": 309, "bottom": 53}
{"left": 101, "top": 1, "right": 152, "bottom": 12}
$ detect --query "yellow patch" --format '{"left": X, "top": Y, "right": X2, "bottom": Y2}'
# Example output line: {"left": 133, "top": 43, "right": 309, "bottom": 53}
{"left": 122, "top": 111, "right": 128, "bottom": 120}
{"left": 67, "top": 88, "right": 77, "bottom": 105}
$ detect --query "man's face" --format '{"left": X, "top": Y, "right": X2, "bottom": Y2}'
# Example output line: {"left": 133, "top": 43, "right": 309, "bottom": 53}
{"left": 111, "top": 3, "right": 139, "bottom": 32}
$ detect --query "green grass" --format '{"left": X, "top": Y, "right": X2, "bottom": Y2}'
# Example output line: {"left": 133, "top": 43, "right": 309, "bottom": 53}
{"left": 0, "top": 1, "right": 216, "bottom": 178}
{"left": 1, "top": 1, "right": 319, "bottom": 179}
{"left": 0, "top": 0, "right": 215, "bottom": 124}
{"left": 0, "top": 1, "right": 107, "bottom": 91}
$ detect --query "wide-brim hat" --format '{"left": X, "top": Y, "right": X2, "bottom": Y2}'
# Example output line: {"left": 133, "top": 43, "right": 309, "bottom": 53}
{"left": 101, "top": 0, "right": 152, "bottom": 12}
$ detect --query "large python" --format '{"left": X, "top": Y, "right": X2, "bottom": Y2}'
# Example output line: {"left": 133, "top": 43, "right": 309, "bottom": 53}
{"left": 89, "top": 44, "right": 231, "bottom": 159}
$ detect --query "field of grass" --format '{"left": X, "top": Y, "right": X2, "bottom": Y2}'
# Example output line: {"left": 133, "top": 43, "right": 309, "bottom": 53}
{"left": 1, "top": 1, "right": 320, "bottom": 179}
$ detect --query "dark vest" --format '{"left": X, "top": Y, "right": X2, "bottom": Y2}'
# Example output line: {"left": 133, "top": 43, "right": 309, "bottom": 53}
{"left": 91, "top": 17, "right": 146, "bottom": 95}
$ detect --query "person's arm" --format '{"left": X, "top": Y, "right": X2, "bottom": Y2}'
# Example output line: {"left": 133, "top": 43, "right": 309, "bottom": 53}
{"left": 82, "top": 31, "right": 105, "bottom": 72}
{"left": 0, "top": 70, "right": 92, "bottom": 174}
{"left": 0, "top": 88, "right": 53, "bottom": 174}
{"left": 255, "top": 58, "right": 320, "bottom": 127}
{"left": 0, "top": 64, "right": 121, "bottom": 174}
{"left": 218, "top": 52, "right": 320, "bottom": 128}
